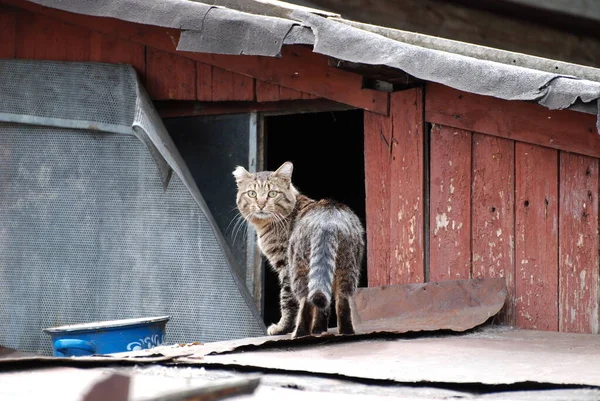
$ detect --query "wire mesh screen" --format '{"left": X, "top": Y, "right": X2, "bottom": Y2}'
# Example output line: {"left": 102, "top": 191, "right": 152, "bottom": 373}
{"left": 0, "top": 60, "right": 265, "bottom": 355}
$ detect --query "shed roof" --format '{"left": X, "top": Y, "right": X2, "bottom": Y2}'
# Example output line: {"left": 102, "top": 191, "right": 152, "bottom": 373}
{"left": 25, "top": 0, "right": 600, "bottom": 131}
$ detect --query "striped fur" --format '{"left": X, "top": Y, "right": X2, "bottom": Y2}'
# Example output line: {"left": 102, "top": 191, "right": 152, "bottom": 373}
{"left": 233, "top": 162, "right": 364, "bottom": 337}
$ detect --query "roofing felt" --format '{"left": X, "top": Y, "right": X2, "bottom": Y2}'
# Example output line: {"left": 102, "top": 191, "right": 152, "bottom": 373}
{"left": 24, "top": 0, "right": 600, "bottom": 131}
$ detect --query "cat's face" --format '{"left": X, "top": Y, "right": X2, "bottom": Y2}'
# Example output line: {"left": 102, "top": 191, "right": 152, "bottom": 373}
{"left": 233, "top": 162, "right": 298, "bottom": 224}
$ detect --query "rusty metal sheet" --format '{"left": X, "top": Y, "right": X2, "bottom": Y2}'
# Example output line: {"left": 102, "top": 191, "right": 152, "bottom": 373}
{"left": 351, "top": 278, "right": 507, "bottom": 332}
{"left": 0, "top": 278, "right": 506, "bottom": 367}
{"left": 184, "top": 328, "right": 600, "bottom": 387}
{"left": 0, "top": 345, "right": 38, "bottom": 360}
{"left": 107, "top": 278, "right": 507, "bottom": 361}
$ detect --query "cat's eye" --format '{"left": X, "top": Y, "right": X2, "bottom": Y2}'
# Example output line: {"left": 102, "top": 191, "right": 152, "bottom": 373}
{"left": 247, "top": 190, "right": 257, "bottom": 198}
{"left": 268, "top": 190, "right": 278, "bottom": 198}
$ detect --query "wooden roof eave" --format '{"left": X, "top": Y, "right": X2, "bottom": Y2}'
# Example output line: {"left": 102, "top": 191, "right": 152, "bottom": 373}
{"left": 1, "top": 0, "right": 390, "bottom": 115}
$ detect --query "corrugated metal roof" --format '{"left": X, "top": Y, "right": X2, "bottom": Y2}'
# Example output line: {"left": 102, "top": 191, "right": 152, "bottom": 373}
{"left": 23, "top": 0, "right": 600, "bottom": 131}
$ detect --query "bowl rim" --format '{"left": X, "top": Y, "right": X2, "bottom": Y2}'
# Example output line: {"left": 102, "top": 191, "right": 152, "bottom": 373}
{"left": 42, "top": 315, "right": 170, "bottom": 333}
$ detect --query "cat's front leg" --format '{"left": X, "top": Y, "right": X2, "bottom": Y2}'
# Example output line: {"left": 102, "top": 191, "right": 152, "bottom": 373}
{"left": 267, "top": 273, "right": 298, "bottom": 335}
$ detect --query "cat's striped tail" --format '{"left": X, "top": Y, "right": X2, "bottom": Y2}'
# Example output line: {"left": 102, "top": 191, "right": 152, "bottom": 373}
{"left": 307, "top": 225, "right": 338, "bottom": 310}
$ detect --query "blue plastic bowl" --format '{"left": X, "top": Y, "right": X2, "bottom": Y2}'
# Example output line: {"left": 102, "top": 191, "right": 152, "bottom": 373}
{"left": 43, "top": 316, "right": 170, "bottom": 357}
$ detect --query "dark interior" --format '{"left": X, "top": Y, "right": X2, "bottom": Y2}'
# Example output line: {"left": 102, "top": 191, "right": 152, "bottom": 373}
{"left": 264, "top": 109, "right": 366, "bottom": 328}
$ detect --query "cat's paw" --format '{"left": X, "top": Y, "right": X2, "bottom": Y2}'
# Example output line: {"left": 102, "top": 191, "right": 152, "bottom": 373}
{"left": 267, "top": 323, "right": 286, "bottom": 336}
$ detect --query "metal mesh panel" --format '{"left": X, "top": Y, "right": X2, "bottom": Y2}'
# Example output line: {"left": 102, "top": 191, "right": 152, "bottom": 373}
{"left": 0, "top": 60, "right": 135, "bottom": 127}
{"left": 0, "top": 123, "right": 264, "bottom": 354}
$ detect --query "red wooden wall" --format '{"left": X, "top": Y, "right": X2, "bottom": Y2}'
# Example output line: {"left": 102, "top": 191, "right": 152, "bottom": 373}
{"left": 0, "top": 4, "right": 317, "bottom": 103}
{"left": 366, "top": 83, "right": 600, "bottom": 334}
{"left": 3, "top": 1, "right": 599, "bottom": 335}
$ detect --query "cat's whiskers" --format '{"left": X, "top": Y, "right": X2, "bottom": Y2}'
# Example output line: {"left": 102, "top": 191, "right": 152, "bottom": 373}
{"left": 271, "top": 212, "right": 287, "bottom": 236}
{"left": 230, "top": 213, "right": 248, "bottom": 245}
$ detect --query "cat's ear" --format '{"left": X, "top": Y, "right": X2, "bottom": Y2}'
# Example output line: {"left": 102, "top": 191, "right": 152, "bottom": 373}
{"left": 232, "top": 166, "right": 252, "bottom": 185}
{"left": 274, "top": 162, "right": 293, "bottom": 181}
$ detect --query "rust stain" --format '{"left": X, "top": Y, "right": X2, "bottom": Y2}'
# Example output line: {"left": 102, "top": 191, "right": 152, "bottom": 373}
{"left": 351, "top": 278, "right": 507, "bottom": 333}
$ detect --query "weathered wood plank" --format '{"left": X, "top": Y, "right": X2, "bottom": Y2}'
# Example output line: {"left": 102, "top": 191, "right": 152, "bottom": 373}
{"left": 515, "top": 143, "right": 558, "bottom": 331}
{"left": 256, "top": 81, "right": 307, "bottom": 102}
{"left": 145, "top": 47, "right": 196, "bottom": 100}
{"left": 211, "top": 66, "right": 255, "bottom": 102}
{"left": 155, "top": 99, "right": 352, "bottom": 118}
{"left": 472, "top": 134, "right": 515, "bottom": 325}
{"left": 3, "top": 0, "right": 385, "bottom": 113}
{"left": 196, "top": 62, "right": 213, "bottom": 101}
{"left": 305, "top": 0, "right": 600, "bottom": 68}
{"left": 559, "top": 152, "right": 599, "bottom": 334}
{"left": 301, "top": 91, "right": 319, "bottom": 100}
{"left": 255, "top": 81, "right": 281, "bottom": 102}
{"left": 278, "top": 86, "right": 305, "bottom": 101}
{"left": 364, "top": 110, "right": 392, "bottom": 286}
{"left": 388, "top": 89, "right": 425, "bottom": 284}
{"left": 425, "top": 84, "right": 600, "bottom": 159}
{"left": 195, "top": 46, "right": 388, "bottom": 114}
{"left": 0, "top": 6, "right": 16, "bottom": 58}
{"left": 429, "top": 125, "right": 472, "bottom": 281}
{"left": 15, "top": 11, "right": 90, "bottom": 61}
{"left": 89, "top": 32, "right": 146, "bottom": 76}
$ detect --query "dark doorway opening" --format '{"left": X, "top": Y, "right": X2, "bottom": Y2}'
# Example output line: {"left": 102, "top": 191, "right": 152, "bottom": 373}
{"left": 263, "top": 109, "right": 366, "bottom": 328}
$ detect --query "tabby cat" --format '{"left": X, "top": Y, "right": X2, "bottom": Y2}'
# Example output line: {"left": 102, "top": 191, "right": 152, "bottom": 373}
{"left": 233, "top": 162, "right": 364, "bottom": 337}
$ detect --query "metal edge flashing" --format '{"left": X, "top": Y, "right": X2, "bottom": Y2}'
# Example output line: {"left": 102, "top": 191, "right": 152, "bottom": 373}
{"left": 132, "top": 78, "right": 267, "bottom": 333}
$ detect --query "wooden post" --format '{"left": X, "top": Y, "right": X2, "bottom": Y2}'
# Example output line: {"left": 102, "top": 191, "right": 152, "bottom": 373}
{"left": 429, "top": 125, "right": 472, "bottom": 281}
{"left": 515, "top": 143, "right": 558, "bottom": 331}
{"left": 364, "top": 88, "right": 425, "bottom": 286}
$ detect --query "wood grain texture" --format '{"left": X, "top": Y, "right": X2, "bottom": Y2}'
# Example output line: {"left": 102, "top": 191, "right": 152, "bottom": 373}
{"left": 146, "top": 47, "right": 196, "bottom": 100}
{"left": 515, "top": 143, "right": 558, "bottom": 331}
{"left": 90, "top": 32, "right": 146, "bottom": 76}
{"left": 15, "top": 11, "right": 90, "bottom": 61}
{"left": 211, "top": 66, "right": 255, "bottom": 102}
{"left": 388, "top": 89, "right": 425, "bottom": 284}
{"left": 278, "top": 86, "right": 304, "bottom": 101}
{"left": 0, "top": 6, "right": 16, "bottom": 58}
{"left": 194, "top": 46, "right": 389, "bottom": 114}
{"left": 255, "top": 81, "right": 281, "bottom": 102}
{"left": 471, "top": 134, "right": 515, "bottom": 324}
{"left": 429, "top": 125, "right": 472, "bottom": 281}
{"left": 305, "top": 0, "right": 600, "bottom": 68}
{"left": 256, "top": 81, "right": 314, "bottom": 102}
{"left": 301, "top": 91, "right": 319, "bottom": 100}
{"left": 364, "top": 110, "right": 392, "bottom": 287}
{"left": 155, "top": 99, "right": 351, "bottom": 118}
{"left": 559, "top": 152, "right": 599, "bottom": 334}
{"left": 196, "top": 62, "right": 213, "bottom": 101}
{"left": 4, "top": 0, "right": 381, "bottom": 112}
{"left": 425, "top": 84, "right": 599, "bottom": 158}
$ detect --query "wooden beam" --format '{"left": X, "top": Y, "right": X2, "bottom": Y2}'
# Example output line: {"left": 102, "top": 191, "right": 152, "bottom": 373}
{"left": 191, "top": 47, "right": 388, "bottom": 114}
{"left": 425, "top": 83, "right": 600, "bottom": 158}
{"left": 89, "top": 32, "right": 146, "bottom": 78}
{"left": 558, "top": 152, "right": 599, "bottom": 334}
{"left": 146, "top": 48, "right": 197, "bottom": 100}
{"left": 329, "top": 59, "right": 423, "bottom": 90}
{"left": 515, "top": 143, "right": 559, "bottom": 331}
{"left": 364, "top": 109, "right": 392, "bottom": 286}
{"left": 429, "top": 125, "right": 472, "bottom": 282}
{"left": 1, "top": 0, "right": 388, "bottom": 114}
{"left": 15, "top": 11, "right": 90, "bottom": 61}
{"left": 305, "top": 0, "right": 600, "bottom": 68}
{"left": 471, "top": 134, "right": 515, "bottom": 325}
{"left": 0, "top": 5, "right": 16, "bottom": 58}
{"left": 154, "top": 99, "right": 353, "bottom": 118}
{"left": 388, "top": 89, "right": 425, "bottom": 284}
{"left": 448, "top": 0, "right": 600, "bottom": 39}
